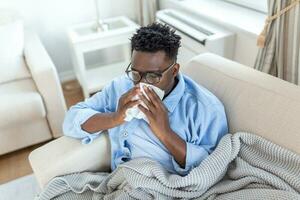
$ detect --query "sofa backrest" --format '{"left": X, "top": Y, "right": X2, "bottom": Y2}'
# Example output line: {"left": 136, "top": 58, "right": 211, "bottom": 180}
{"left": 183, "top": 53, "right": 300, "bottom": 155}
{"left": 0, "top": 11, "right": 31, "bottom": 84}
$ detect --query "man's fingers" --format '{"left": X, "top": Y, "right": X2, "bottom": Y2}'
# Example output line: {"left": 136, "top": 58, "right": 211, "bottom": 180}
{"left": 122, "top": 86, "right": 140, "bottom": 103}
{"left": 126, "top": 86, "right": 140, "bottom": 98}
{"left": 124, "top": 99, "right": 140, "bottom": 110}
{"left": 146, "top": 87, "right": 168, "bottom": 112}
{"left": 139, "top": 93, "right": 154, "bottom": 112}
{"left": 138, "top": 104, "right": 153, "bottom": 119}
{"left": 144, "top": 86, "right": 160, "bottom": 107}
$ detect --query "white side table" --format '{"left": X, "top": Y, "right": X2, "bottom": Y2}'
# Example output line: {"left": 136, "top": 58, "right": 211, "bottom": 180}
{"left": 67, "top": 16, "right": 139, "bottom": 99}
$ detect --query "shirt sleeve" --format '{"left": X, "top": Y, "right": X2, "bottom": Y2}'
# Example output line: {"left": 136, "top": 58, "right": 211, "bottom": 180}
{"left": 62, "top": 82, "right": 115, "bottom": 144}
{"left": 172, "top": 104, "right": 228, "bottom": 176}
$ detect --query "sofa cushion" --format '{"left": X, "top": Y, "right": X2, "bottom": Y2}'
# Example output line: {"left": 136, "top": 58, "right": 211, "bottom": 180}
{"left": 0, "top": 56, "right": 31, "bottom": 84}
{"left": 0, "top": 10, "right": 31, "bottom": 84}
{"left": 0, "top": 79, "right": 46, "bottom": 128}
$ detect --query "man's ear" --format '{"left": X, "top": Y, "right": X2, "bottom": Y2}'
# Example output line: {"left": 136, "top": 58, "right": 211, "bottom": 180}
{"left": 173, "top": 63, "right": 180, "bottom": 76}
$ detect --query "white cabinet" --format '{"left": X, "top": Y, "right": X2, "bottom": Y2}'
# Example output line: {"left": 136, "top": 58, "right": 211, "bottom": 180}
{"left": 68, "top": 16, "right": 139, "bottom": 98}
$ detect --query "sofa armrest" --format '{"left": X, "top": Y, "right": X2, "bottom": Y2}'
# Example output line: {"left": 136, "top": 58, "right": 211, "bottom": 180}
{"left": 29, "top": 132, "right": 111, "bottom": 189}
{"left": 24, "top": 30, "right": 67, "bottom": 138}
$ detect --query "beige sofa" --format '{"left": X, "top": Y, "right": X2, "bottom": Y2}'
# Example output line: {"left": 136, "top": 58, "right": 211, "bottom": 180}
{"left": 0, "top": 31, "right": 67, "bottom": 155}
{"left": 29, "top": 53, "right": 300, "bottom": 189}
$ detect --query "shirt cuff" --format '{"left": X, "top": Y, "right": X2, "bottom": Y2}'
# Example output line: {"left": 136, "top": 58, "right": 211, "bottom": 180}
{"left": 172, "top": 142, "right": 209, "bottom": 176}
{"left": 74, "top": 109, "right": 103, "bottom": 144}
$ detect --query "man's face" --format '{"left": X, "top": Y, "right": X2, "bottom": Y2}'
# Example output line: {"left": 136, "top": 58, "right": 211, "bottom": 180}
{"left": 130, "top": 50, "right": 179, "bottom": 93}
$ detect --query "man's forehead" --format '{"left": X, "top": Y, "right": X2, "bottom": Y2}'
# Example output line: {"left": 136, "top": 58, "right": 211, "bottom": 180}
{"left": 131, "top": 50, "right": 169, "bottom": 71}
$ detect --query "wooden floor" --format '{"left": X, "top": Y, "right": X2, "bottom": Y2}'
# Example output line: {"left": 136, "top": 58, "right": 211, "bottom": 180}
{"left": 0, "top": 80, "right": 84, "bottom": 185}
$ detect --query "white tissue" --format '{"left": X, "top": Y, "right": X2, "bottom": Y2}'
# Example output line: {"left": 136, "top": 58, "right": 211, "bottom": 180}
{"left": 124, "top": 82, "right": 164, "bottom": 123}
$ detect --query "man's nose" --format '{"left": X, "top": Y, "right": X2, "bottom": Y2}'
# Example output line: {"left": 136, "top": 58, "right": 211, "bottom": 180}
{"left": 140, "top": 76, "right": 147, "bottom": 83}
{"left": 136, "top": 76, "right": 147, "bottom": 85}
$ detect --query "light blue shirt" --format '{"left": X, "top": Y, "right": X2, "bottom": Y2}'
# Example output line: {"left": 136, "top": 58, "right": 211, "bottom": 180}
{"left": 63, "top": 73, "right": 228, "bottom": 176}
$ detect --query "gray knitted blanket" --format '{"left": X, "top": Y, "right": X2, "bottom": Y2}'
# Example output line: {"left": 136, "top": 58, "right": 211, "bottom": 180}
{"left": 35, "top": 132, "right": 300, "bottom": 199}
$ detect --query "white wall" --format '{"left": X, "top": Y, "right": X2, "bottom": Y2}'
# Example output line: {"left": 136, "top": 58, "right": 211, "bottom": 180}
{"left": 0, "top": 0, "right": 138, "bottom": 81}
{"left": 0, "top": 0, "right": 264, "bottom": 82}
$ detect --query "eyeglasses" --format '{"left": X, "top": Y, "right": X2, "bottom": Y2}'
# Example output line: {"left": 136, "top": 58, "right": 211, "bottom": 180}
{"left": 125, "top": 61, "right": 176, "bottom": 84}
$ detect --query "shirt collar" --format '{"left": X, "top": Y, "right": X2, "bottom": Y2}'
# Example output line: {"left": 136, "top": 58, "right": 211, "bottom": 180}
{"left": 163, "top": 72, "right": 185, "bottom": 113}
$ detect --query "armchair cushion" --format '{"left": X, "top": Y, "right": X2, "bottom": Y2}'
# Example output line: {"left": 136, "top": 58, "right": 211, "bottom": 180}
{"left": 0, "top": 56, "right": 31, "bottom": 84}
{"left": 0, "top": 79, "right": 46, "bottom": 128}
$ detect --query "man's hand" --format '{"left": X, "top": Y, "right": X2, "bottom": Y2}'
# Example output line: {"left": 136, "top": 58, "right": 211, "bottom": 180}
{"left": 115, "top": 86, "right": 141, "bottom": 123}
{"left": 138, "top": 86, "right": 171, "bottom": 139}
{"left": 81, "top": 86, "right": 140, "bottom": 134}
{"left": 138, "top": 86, "right": 187, "bottom": 168}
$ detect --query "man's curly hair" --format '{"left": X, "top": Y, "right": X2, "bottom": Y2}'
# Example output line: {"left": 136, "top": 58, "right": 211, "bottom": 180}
{"left": 130, "top": 23, "right": 181, "bottom": 61}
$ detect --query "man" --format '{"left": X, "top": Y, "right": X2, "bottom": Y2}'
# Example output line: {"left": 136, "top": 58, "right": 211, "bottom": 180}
{"left": 63, "top": 23, "right": 228, "bottom": 176}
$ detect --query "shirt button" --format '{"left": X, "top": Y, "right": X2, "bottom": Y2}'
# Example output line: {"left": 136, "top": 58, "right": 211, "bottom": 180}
{"left": 123, "top": 131, "right": 128, "bottom": 137}
{"left": 125, "top": 152, "right": 130, "bottom": 157}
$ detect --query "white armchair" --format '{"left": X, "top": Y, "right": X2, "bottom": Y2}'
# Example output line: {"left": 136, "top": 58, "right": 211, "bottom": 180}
{"left": 0, "top": 30, "right": 67, "bottom": 155}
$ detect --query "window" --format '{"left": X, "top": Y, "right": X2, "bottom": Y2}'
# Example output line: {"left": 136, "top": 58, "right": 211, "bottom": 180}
{"left": 221, "top": 0, "right": 268, "bottom": 13}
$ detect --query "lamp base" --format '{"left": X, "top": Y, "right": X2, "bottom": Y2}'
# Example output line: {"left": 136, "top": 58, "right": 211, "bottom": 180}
{"left": 95, "top": 21, "right": 109, "bottom": 32}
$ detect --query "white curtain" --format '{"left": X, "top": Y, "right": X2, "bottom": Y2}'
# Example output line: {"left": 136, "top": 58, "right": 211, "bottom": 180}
{"left": 136, "top": 0, "right": 158, "bottom": 26}
{"left": 254, "top": 0, "right": 300, "bottom": 85}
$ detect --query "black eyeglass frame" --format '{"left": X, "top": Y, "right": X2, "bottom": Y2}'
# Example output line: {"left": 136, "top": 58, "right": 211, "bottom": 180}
{"left": 125, "top": 61, "right": 176, "bottom": 84}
